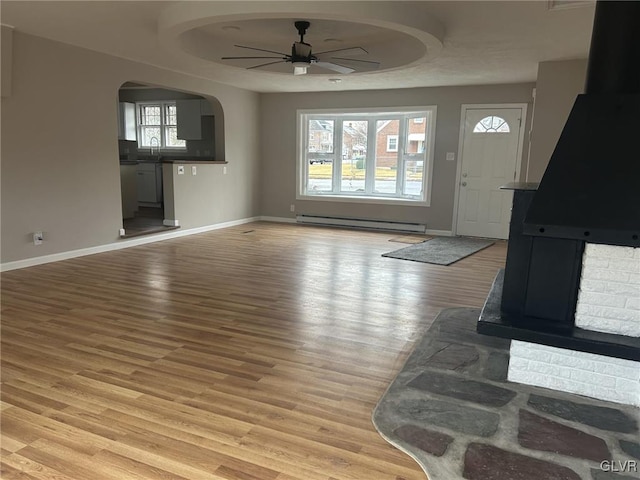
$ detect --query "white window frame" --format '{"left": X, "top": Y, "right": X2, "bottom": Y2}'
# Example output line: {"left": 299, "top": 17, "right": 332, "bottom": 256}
{"left": 386, "top": 135, "right": 399, "bottom": 152}
{"left": 297, "top": 106, "right": 437, "bottom": 206}
{"left": 136, "top": 101, "right": 186, "bottom": 151}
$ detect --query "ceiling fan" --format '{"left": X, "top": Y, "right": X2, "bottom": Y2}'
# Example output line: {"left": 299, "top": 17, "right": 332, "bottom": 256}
{"left": 221, "top": 20, "right": 380, "bottom": 75}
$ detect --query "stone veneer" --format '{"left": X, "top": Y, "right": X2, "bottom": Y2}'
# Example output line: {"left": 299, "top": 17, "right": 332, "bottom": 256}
{"left": 373, "top": 308, "right": 640, "bottom": 480}
{"left": 508, "top": 244, "right": 640, "bottom": 407}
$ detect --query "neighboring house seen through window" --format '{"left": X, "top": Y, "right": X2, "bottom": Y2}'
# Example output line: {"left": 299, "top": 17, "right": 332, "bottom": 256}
{"left": 298, "top": 108, "right": 436, "bottom": 204}
{"left": 137, "top": 102, "right": 186, "bottom": 150}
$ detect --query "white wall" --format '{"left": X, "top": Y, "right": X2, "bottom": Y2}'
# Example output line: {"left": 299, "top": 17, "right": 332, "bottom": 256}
{"left": 1, "top": 31, "right": 260, "bottom": 264}
{"left": 260, "top": 84, "right": 534, "bottom": 231}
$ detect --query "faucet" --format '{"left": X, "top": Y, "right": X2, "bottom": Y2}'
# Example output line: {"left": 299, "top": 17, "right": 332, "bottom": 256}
{"left": 150, "top": 136, "right": 159, "bottom": 160}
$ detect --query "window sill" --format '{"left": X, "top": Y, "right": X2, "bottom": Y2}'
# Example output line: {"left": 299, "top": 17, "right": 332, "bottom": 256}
{"left": 297, "top": 193, "right": 429, "bottom": 207}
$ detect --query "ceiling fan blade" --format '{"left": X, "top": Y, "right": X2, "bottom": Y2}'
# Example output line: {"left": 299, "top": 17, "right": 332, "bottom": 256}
{"left": 247, "top": 60, "right": 287, "bottom": 70}
{"left": 222, "top": 56, "right": 285, "bottom": 60}
{"left": 315, "top": 46, "right": 368, "bottom": 57}
{"left": 314, "top": 62, "right": 356, "bottom": 74}
{"left": 234, "top": 44, "right": 289, "bottom": 56}
{"left": 331, "top": 57, "right": 380, "bottom": 66}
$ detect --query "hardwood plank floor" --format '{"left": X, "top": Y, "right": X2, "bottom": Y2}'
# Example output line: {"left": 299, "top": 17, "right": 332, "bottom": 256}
{"left": 1, "top": 222, "right": 507, "bottom": 479}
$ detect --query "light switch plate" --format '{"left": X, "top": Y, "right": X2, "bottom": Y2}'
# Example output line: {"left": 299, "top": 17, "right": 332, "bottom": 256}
{"left": 192, "top": 166, "right": 197, "bottom": 176}
{"left": 177, "top": 165, "right": 185, "bottom": 175}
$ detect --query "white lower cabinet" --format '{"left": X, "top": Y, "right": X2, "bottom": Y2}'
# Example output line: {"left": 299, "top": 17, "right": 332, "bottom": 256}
{"left": 137, "top": 163, "right": 163, "bottom": 204}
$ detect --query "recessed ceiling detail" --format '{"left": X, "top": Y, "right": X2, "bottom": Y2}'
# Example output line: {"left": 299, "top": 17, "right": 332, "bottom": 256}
{"left": 158, "top": 2, "right": 444, "bottom": 77}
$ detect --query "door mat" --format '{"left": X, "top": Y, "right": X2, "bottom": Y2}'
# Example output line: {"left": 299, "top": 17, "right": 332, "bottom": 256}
{"left": 382, "top": 236, "right": 494, "bottom": 265}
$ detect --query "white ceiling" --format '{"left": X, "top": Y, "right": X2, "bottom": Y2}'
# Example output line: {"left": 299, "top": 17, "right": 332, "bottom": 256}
{"left": 0, "top": 1, "right": 596, "bottom": 93}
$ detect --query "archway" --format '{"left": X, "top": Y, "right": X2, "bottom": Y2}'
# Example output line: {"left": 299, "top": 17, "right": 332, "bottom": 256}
{"left": 116, "top": 82, "right": 224, "bottom": 236}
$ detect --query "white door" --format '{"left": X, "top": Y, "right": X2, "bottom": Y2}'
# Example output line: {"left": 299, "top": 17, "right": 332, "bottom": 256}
{"left": 456, "top": 107, "right": 524, "bottom": 239}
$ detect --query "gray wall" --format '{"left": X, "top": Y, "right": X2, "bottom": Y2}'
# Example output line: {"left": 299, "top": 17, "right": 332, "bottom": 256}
{"left": 1, "top": 31, "right": 260, "bottom": 264}
{"left": 260, "top": 84, "right": 534, "bottom": 231}
{"left": 527, "top": 59, "right": 588, "bottom": 182}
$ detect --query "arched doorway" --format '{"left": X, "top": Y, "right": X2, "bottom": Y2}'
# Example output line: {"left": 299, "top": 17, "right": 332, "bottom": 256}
{"left": 116, "top": 82, "right": 224, "bottom": 237}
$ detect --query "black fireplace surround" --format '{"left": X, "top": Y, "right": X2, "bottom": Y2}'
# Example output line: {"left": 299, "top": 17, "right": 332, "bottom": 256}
{"left": 478, "top": 1, "right": 640, "bottom": 362}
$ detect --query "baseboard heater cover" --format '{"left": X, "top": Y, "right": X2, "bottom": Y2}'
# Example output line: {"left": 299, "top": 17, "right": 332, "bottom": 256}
{"left": 295, "top": 215, "right": 426, "bottom": 233}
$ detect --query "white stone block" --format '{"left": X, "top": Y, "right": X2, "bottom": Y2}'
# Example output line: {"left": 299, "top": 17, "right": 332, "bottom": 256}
{"left": 604, "top": 281, "right": 640, "bottom": 297}
{"left": 588, "top": 268, "right": 630, "bottom": 282}
{"left": 577, "top": 291, "right": 627, "bottom": 308}
{"left": 587, "top": 244, "right": 636, "bottom": 259}
{"left": 579, "top": 279, "right": 606, "bottom": 293}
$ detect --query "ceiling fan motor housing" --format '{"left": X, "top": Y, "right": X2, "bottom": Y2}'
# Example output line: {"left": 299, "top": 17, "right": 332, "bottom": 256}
{"left": 292, "top": 21, "right": 314, "bottom": 64}
{"left": 291, "top": 42, "right": 314, "bottom": 64}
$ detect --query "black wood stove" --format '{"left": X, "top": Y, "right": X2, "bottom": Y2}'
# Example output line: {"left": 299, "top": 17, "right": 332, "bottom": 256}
{"left": 478, "top": 1, "right": 640, "bottom": 362}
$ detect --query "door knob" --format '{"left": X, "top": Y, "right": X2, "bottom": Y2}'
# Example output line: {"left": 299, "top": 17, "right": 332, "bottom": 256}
{"left": 461, "top": 182, "right": 467, "bottom": 187}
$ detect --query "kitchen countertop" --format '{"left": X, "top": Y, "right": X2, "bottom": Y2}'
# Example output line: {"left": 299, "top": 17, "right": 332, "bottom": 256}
{"left": 162, "top": 159, "right": 227, "bottom": 164}
{"left": 119, "top": 158, "right": 227, "bottom": 165}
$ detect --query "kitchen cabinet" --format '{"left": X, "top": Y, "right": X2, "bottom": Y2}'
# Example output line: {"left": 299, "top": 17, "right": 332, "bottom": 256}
{"left": 118, "top": 102, "right": 137, "bottom": 141}
{"left": 176, "top": 99, "right": 202, "bottom": 140}
{"left": 137, "top": 163, "right": 163, "bottom": 205}
{"left": 200, "top": 99, "right": 214, "bottom": 116}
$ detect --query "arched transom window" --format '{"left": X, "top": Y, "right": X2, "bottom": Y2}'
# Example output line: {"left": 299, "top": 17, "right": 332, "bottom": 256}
{"left": 473, "top": 116, "right": 510, "bottom": 133}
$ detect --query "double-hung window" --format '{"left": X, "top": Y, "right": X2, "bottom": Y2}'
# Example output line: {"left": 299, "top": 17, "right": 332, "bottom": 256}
{"left": 137, "top": 102, "right": 186, "bottom": 150}
{"left": 298, "top": 107, "right": 436, "bottom": 204}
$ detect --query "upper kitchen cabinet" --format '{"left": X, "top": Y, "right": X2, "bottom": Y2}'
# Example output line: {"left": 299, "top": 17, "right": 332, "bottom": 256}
{"left": 200, "top": 99, "right": 214, "bottom": 116}
{"left": 117, "top": 102, "right": 137, "bottom": 141}
{"left": 176, "top": 99, "right": 202, "bottom": 140}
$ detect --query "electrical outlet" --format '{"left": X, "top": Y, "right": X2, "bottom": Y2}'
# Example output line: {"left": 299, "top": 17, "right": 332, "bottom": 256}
{"left": 33, "top": 231, "right": 43, "bottom": 245}
{"left": 119, "top": 228, "right": 126, "bottom": 236}
{"left": 290, "top": 204, "right": 295, "bottom": 212}
{"left": 446, "top": 152, "right": 456, "bottom": 161}
{"left": 192, "top": 165, "right": 197, "bottom": 176}
{"left": 223, "top": 166, "right": 227, "bottom": 175}
{"left": 177, "top": 165, "right": 185, "bottom": 175}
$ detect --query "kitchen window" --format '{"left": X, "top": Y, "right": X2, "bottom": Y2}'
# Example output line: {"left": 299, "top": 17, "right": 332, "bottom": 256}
{"left": 137, "top": 102, "right": 186, "bottom": 149}
{"left": 298, "top": 107, "right": 436, "bottom": 204}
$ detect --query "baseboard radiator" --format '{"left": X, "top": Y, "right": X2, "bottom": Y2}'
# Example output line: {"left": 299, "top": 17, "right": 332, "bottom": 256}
{"left": 295, "top": 215, "right": 426, "bottom": 233}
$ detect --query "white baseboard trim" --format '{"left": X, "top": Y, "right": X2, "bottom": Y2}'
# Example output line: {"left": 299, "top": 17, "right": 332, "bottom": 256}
{"left": 1, "top": 216, "right": 261, "bottom": 272}
{"left": 425, "top": 229, "right": 454, "bottom": 237}
{"left": 259, "top": 216, "right": 297, "bottom": 224}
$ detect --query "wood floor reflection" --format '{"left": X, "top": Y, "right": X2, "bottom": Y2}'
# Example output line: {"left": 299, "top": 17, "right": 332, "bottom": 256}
{"left": 1, "top": 222, "right": 507, "bottom": 480}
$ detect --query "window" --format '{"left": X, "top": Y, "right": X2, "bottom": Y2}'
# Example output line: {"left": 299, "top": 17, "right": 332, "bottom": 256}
{"left": 473, "top": 115, "right": 510, "bottom": 133}
{"left": 137, "top": 102, "right": 186, "bottom": 149}
{"left": 298, "top": 108, "right": 436, "bottom": 204}
{"left": 386, "top": 135, "right": 398, "bottom": 152}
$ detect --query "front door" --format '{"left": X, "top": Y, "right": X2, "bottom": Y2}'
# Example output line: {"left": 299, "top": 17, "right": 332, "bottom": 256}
{"left": 456, "top": 107, "right": 525, "bottom": 239}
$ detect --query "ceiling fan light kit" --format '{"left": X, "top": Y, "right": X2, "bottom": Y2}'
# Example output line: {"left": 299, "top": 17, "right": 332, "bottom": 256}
{"left": 293, "top": 64, "right": 309, "bottom": 75}
{"left": 221, "top": 20, "right": 380, "bottom": 76}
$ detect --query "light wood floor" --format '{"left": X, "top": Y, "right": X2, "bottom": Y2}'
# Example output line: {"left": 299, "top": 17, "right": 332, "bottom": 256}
{"left": 1, "top": 223, "right": 507, "bottom": 480}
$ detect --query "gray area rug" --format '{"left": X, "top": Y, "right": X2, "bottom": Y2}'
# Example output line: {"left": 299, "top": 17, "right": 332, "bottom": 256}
{"left": 382, "top": 237, "right": 494, "bottom": 265}
{"left": 372, "top": 308, "right": 639, "bottom": 480}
